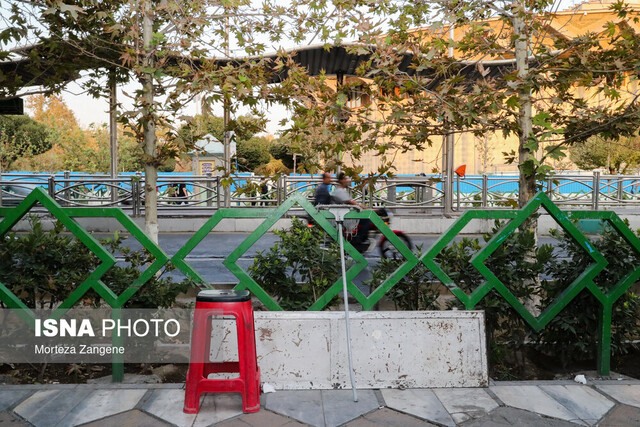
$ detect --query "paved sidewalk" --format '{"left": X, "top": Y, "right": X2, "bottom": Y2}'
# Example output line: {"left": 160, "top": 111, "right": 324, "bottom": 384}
{"left": 2, "top": 380, "right": 640, "bottom": 426}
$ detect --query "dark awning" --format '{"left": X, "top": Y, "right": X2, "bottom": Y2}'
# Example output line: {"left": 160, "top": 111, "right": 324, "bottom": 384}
{"left": 1, "top": 41, "right": 516, "bottom": 93}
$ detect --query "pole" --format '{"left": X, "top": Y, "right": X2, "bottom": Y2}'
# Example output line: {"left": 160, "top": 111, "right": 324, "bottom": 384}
{"left": 223, "top": 12, "right": 231, "bottom": 208}
{"left": 109, "top": 70, "right": 118, "bottom": 179}
{"left": 109, "top": 69, "right": 118, "bottom": 204}
{"left": 443, "top": 21, "right": 455, "bottom": 216}
{"left": 445, "top": 133, "right": 454, "bottom": 215}
{"left": 335, "top": 71, "right": 345, "bottom": 175}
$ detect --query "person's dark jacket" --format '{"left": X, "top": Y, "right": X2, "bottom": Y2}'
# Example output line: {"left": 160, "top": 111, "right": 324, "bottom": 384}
{"left": 314, "top": 182, "right": 331, "bottom": 205}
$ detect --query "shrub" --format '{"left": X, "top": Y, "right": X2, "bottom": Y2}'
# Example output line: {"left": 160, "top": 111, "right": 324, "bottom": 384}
{"left": 535, "top": 222, "right": 640, "bottom": 367}
{"left": 0, "top": 216, "right": 194, "bottom": 309}
{"left": 363, "top": 218, "right": 640, "bottom": 376}
{"left": 436, "top": 224, "right": 552, "bottom": 378}
{"left": 248, "top": 217, "right": 341, "bottom": 310}
{"left": 365, "top": 245, "right": 440, "bottom": 311}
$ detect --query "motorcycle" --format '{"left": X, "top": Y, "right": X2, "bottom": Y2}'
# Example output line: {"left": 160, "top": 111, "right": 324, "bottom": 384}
{"left": 343, "top": 208, "right": 412, "bottom": 259}
{"left": 311, "top": 207, "right": 412, "bottom": 259}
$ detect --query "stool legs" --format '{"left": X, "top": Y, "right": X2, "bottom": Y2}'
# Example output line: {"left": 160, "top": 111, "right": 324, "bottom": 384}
{"left": 184, "top": 305, "right": 260, "bottom": 414}
{"left": 183, "top": 308, "right": 209, "bottom": 414}
{"left": 237, "top": 308, "right": 260, "bottom": 412}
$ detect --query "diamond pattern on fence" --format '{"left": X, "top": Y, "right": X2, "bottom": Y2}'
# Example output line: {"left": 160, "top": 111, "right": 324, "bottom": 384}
{"left": 421, "top": 210, "right": 519, "bottom": 310}
{"left": 564, "top": 210, "right": 640, "bottom": 375}
{"left": 471, "top": 192, "right": 608, "bottom": 331}
{"left": 0, "top": 188, "right": 115, "bottom": 323}
{"left": 2, "top": 189, "right": 640, "bottom": 375}
{"left": 169, "top": 195, "right": 416, "bottom": 311}
{"left": 62, "top": 207, "right": 171, "bottom": 308}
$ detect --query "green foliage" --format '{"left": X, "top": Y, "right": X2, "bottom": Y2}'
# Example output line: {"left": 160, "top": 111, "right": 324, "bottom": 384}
{"left": 569, "top": 133, "right": 640, "bottom": 174}
{"left": 269, "top": 135, "right": 320, "bottom": 173}
{"left": 365, "top": 245, "right": 440, "bottom": 311}
{"left": 248, "top": 217, "right": 340, "bottom": 310}
{"left": 363, "top": 218, "right": 640, "bottom": 375}
{"left": 177, "top": 115, "right": 271, "bottom": 172}
{"left": 269, "top": 140, "right": 294, "bottom": 169}
{"left": 433, "top": 225, "right": 550, "bottom": 377}
{"left": 0, "top": 216, "right": 194, "bottom": 309}
{"left": 176, "top": 115, "right": 265, "bottom": 148}
{"left": 0, "top": 115, "right": 52, "bottom": 169}
{"left": 236, "top": 136, "right": 272, "bottom": 172}
{"left": 536, "top": 222, "right": 640, "bottom": 367}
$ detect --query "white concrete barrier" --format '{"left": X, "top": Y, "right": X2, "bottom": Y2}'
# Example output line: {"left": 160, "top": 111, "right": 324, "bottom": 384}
{"left": 209, "top": 311, "right": 488, "bottom": 390}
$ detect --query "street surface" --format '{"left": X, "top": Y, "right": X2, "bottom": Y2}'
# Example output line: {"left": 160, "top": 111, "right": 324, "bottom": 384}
{"left": 97, "top": 233, "right": 559, "bottom": 289}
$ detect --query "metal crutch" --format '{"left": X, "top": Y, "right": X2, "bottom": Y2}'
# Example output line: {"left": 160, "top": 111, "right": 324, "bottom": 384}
{"left": 317, "top": 204, "right": 358, "bottom": 402}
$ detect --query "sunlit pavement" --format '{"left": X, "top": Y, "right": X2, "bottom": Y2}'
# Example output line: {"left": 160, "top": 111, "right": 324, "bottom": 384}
{"left": 2, "top": 378, "right": 640, "bottom": 426}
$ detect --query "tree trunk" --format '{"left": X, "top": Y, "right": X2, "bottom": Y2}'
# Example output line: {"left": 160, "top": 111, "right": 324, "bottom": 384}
{"left": 514, "top": 1, "right": 535, "bottom": 210}
{"left": 513, "top": 0, "right": 540, "bottom": 316}
{"left": 142, "top": 0, "right": 158, "bottom": 243}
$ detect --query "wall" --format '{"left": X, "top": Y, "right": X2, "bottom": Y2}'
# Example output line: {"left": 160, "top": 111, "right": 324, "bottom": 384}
{"left": 209, "top": 311, "right": 488, "bottom": 389}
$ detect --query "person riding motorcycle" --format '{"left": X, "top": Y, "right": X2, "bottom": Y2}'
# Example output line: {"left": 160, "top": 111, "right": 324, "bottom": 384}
{"left": 313, "top": 172, "right": 333, "bottom": 206}
{"left": 331, "top": 172, "right": 371, "bottom": 252}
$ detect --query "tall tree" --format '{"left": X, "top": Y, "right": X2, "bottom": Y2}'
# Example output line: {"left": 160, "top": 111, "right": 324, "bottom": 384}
{"left": 0, "top": 0, "right": 326, "bottom": 241}
{"left": 176, "top": 114, "right": 271, "bottom": 172}
{"left": 570, "top": 133, "right": 640, "bottom": 174}
{"left": 0, "top": 115, "right": 51, "bottom": 170}
{"left": 280, "top": 0, "right": 640, "bottom": 208}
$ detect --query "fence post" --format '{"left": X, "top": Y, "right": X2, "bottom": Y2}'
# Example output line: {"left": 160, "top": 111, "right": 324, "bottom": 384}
{"left": 129, "top": 176, "right": 136, "bottom": 216}
{"left": 277, "top": 175, "right": 285, "bottom": 205}
{"left": 546, "top": 176, "right": 553, "bottom": 200}
{"left": 48, "top": 175, "right": 56, "bottom": 200}
{"left": 617, "top": 175, "right": 624, "bottom": 201}
{"left": 456, "top": 174, "right": 461, "bottom": 210}
{"left": 481, "top": 174, "right": 488, "bottom": 208}
{"left": 369, "top": 180, "right": 375, "bottom": 208}
{"left": 597, "top": 304, "right": 612, "bottom": 376}
{"left": 134, "top": 173, "right": 142, "bottom": 217}
{"left": 111, "top": 175, "right": 118, "bottom": 205}
{"left": 216, "top": 176, "right": 221, "bottom": 209}
{"left": 592, "top": 171, "right": 600, "bottom": 210}
{"left": 387, "top": 184, "right": 396, "bottom": 205}
{"left": 63, "top": 171, "right": 71, "bottom": 206}
{"left": 205, "top": 172, "right": 213, "bottom": 207}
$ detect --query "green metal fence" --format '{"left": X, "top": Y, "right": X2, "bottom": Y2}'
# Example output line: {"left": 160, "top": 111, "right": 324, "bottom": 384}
{"left": 1, "top": 188, "right": 639, "bottom": 379}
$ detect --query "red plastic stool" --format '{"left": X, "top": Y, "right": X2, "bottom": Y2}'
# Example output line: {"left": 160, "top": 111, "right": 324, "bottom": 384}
{"left": 183, "top": 289, "right": 261, "bottom": 414}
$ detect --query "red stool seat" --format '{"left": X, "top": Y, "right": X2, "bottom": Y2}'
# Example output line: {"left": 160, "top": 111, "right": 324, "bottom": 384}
{"left": 183, "top": 289, "right": 261, "bottom": 414}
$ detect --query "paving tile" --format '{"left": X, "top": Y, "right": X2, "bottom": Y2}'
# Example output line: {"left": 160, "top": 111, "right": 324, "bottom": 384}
{"left": 0, "top": 390, "right": 31, "bottom": 411}
{"left": 321, "top": 390, "right": 379, "bottom": 427}
{"left": 57, "top": 389, "right": 147, "bottom": 426}
{"left": 462, "top": 406, "right": 582, "bottom": 427}
{"left": 263, "top": 390, "right": 324, "bottom": 427}
{"left": 193, "top": 393, "right": 244, "bottom": 427}
{"left": 490, "top": 385, "right": 581, "bottom": 423}
{"left": 14, "top": 389, "right": 88, "bottom": 427}
{"left": 344, "top": 408, "right": 437, "bottom": 426}
{"left": 540, "top": 385, "right": 614, "bottom": 425}
{"left": 596, "top": 385, "right": 640, "bottom": 408}
{"left": 216, "top": 409, "right": 306, "bottom": 426}
{"left": 433, "top": 388, "right": 498, "bottom": 423}
{"left": 381, "top": 389, "right": 455, "bottom": 427}
{"left": 0, "top": 411, "right": 31, "bottom": 426}
{"left": 598, "top": 404, "right": 640, "bottom": 426}
{"left": 141, "top": 389, "right": 198, "bottom": 427}
{"left": 78, "top": 409, "right": 170, "bottom": 426}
